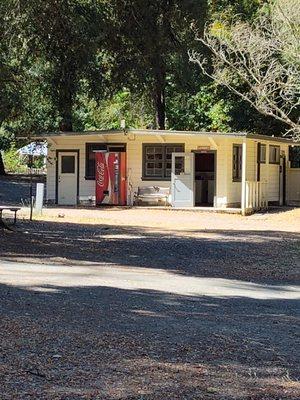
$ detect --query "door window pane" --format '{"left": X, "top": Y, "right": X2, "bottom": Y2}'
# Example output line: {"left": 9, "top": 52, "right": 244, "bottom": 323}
{"left": 269, "top": 145, "right": 280, "bottom": 164}
{"left": 258, "top": 144, "right": 266, "bottom": 163}
{"left": 289, "top": 146, "right": 300, "bottom": 168}
{"left": 61, "top": 156, "right": 75, "bottom": 174}
{"left": 166, "top": 156, "right": 184, "bottom": 177}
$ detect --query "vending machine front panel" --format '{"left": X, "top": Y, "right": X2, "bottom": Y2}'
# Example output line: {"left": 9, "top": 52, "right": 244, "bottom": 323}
{"left": 95, "top": 151, "right": 127, "bottom": 206}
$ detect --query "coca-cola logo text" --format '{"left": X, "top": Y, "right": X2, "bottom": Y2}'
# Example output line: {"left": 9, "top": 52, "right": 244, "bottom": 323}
{"left": 96, "top": 161, "right": 105, "bottom": 187}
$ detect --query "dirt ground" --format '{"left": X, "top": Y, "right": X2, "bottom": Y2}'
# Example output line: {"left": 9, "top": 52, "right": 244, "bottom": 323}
{"left": 13, "top": 203, "right": 300, "bottom": 230}
{"left": 0, "top": 207, "right": 299, "bottom": 399}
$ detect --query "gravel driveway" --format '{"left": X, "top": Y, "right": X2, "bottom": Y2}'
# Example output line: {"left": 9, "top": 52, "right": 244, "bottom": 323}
{"left": 0, "top": 208, "right": 299, "bottom": 399}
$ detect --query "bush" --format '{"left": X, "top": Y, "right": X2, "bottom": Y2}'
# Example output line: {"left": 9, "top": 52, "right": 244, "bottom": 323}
{"left": 3, "top": 147, "right": 27, "bottom": 173}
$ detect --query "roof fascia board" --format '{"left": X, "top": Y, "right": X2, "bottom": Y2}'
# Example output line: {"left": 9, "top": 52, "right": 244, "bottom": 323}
{"left": 33, "top": 128, "right": 299, "bottom": 144}
{"left": 129, "top": 129, "right": 247, "bottom": 138}
{"left": 246, "top": 133, "right": 298, "bottom": 144}
{"left": 37, "top": 129, "right": 246, "bottom": 138}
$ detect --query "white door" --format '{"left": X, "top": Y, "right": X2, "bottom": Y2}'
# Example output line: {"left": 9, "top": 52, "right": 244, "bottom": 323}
{"left": 171, "top": 152, "right": 195, "bottom": 207}
{"left": 57, "top": 152, "right": 78, "bottom": 205}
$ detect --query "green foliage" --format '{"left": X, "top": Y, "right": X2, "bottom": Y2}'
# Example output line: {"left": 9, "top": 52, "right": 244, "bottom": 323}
{"left": 0, "top": 0, "right": 292, "bottom": 163}
{"left": 0, "top": 127, "right": 14, "bottom": 151}
{"left": 3, "top": 146, "right": 27, "bottom": 173}
{"left": 3, "top": 145, "right": 44, "bottom": 173}
{"left": 209, "top": 0, "right": 264, "bottom": 21}
{"left": 107, "top": 0, "right": 208, "bottom": 128}
{"left": 0, "top": 1, "right": 22, "bottom": 132}
{"left": 167, "top": 84, "right": 232, "bottom": 131}
{"left": 74, "top": 89, "right": 154, "bottom": 131}
{"left": 8, "top": 67, "right": 59, "bottom": 137}
{"left": 7, "top": 0, "right": 107, "bottom": 131}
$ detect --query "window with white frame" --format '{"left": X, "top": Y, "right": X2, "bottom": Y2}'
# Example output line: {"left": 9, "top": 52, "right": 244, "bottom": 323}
{"left": 143, "top": 144, "right": 184, "bottom": 180}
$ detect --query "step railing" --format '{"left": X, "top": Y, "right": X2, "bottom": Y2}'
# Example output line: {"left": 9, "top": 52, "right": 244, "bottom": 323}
{"left": 245, "top": 181, "right": 268, "bottom": 211}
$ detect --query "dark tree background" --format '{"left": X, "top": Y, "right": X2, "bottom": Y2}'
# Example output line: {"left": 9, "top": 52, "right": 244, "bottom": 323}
{"left": 0, "top": 0, "right": 289, "bottom": 174}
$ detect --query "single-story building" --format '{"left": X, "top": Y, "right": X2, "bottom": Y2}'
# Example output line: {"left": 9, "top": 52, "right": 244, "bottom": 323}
{"left": 41, "top": 129, "right": 300, "bottom": 214}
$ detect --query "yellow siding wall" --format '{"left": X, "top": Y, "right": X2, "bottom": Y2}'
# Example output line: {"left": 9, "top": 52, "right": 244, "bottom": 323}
{"left": 287, "top": 169, "right": 300, "bottom": 203}
{"left": 47, "top": 133, "right": 236, "bottom": 206}
{"left": 126, "top": 135, "right": 228, "bottom": 207}
{"left": 46, "top": 133, "right": 293, "bottom": 207}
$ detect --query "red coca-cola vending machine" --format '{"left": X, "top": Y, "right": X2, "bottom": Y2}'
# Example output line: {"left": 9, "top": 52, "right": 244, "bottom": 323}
{"left": 95, "top": 151, "right": 127, "bottom": 206}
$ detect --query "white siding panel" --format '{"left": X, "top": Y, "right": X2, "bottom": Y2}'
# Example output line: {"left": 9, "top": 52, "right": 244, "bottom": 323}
{"left": 268, "top": 164, "right": 280, "bottom": 202}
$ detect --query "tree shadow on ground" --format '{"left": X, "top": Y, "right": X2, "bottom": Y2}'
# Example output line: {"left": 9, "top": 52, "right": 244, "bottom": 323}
{"left": 1, "top": 218, "right": 300, "bottom": 398}
{"left": 0, "top": 219, "right": 299, "bottom": 284}
{"left": 0, "top": 281, "right": 299, "bottom": 400}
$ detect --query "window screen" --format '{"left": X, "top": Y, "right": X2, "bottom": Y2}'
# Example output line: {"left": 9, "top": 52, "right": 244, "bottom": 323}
{"left": 61, "top": 155, "right": 75, "bottom": 174}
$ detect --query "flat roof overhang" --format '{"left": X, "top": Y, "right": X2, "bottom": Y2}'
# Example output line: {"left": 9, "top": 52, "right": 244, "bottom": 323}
{"left": 26, "top": 128, "right": 299, "bottom": 144}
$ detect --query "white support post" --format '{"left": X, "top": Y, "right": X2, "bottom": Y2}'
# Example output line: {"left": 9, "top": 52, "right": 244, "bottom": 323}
{"left": 34, "top": 183, "right": 44, "bottom": 216}
{"left": 241, "top": 140, "right": 247, "bottom": 216}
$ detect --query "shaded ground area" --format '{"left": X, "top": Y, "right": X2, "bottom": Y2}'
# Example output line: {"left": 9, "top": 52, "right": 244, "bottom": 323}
{"left": 0, "top": 210, "right": 299, "bottom": 399}
{"left": 0, "top": 174, "right": 45, "bottom": 205}
{"left": 1, "top": 219, "right": 300, "bottom": 283}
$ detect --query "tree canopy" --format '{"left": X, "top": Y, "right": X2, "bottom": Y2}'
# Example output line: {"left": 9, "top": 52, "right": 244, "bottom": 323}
{"left": 0, "top": 0, "right": 298, "bottom": 173}
{"left": 190, "top": 0, "right": 300, "bottom": 139}
{"left": 106, "top": 0, "right": 208, "bottom": 129}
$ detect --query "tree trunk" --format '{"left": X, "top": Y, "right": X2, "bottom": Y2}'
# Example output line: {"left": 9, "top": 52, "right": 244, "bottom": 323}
{"left": 59, "top": 100, "right": 73, "bottom": 131}
{"left": 154, "top": 67, "right": 166, "bottom": 130}
{"left": 0, "top": 152, "right": 6, "bottom": 176}
{"left": 59, "top": 117, "right": 73, "bottom": 132}
{"left": 57, "top": 83, "right": 74, "bottom": 132}
{"left": 154, "top": 85, "right": 166, "bottom": 130}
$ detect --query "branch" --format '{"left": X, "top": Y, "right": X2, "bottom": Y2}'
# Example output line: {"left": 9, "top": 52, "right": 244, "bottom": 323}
{"left": 189, "top": 3, "right": 300, "bottom": 140}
